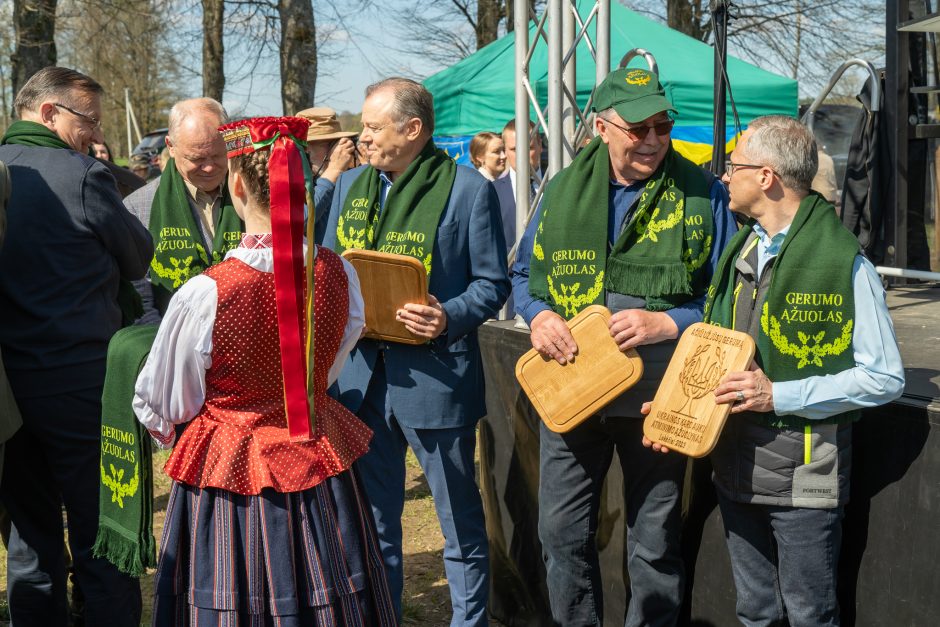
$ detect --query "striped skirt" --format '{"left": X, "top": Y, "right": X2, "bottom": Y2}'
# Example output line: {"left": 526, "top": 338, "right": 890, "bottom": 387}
{"left": 152, "top": 468, "right": 398, "bottom": 626}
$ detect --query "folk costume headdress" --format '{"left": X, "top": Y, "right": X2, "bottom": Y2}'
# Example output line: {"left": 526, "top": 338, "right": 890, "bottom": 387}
{"left": 220, "top": 116, "right": 318, "bottom": 441}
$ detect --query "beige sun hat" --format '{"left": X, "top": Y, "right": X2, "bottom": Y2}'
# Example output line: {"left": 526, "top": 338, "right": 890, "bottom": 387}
{"left": 294, "top": 107, "right": 358, "bottom": 142}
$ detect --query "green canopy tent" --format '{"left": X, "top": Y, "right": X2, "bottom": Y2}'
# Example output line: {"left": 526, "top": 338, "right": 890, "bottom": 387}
{"left": 425, "top": 0, "right": 797, "bottom": 165}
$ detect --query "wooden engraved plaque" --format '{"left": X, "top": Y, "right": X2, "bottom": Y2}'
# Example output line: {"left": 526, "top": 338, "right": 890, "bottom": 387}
{"left": 341, "top": 249, "right": 428, "bottom": 345}
{"left": 643, "top": 323, "right": 756, "bottom": 457}
{"left": 515, "top": 305, "right": 644, "bottom": 433}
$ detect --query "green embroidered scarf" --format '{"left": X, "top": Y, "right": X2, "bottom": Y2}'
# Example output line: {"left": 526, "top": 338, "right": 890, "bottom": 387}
{"left": 529, "top": 137, "right": 713, "bottom": 319}
{"left": 93, "top": 324, "right": 158, "bottom": 577}
{"left": 1, "top": 120, "right": 72, "bottom": 149}
{"left": 148, "top": 158, "right": 243, "bottom": 306}
{"left": 332, "top": 140, "right": 456, "bottom": 277}
{"left": 704, "top": 192, "right": 860, "bottom": 427}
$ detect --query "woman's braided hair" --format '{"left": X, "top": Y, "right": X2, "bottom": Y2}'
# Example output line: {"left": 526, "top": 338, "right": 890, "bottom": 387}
{"left": 229, "top": 148, "right": 272, "bottom": 211}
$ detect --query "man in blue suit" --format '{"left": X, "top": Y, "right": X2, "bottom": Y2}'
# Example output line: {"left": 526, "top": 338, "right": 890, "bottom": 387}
{"left": 324, "top": 77, "right": 510, "bottom": 626}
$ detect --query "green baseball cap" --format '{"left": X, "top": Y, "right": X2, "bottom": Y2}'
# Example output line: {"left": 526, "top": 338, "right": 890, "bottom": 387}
{"left": 592, "top": 68, "right": 677, "bottom": 123}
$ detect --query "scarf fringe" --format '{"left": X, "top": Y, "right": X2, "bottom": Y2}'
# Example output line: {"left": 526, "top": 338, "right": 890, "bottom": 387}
{"left": 92, "top": 523, "right": 153, "bottom": 577}
{"left": 605, "top": 256, "right": 691, "bottom": 298}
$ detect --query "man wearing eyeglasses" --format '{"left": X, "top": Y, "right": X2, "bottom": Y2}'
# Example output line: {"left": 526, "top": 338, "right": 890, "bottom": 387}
{"left": 645, "top": 115, "right": 904, "bottom": 627}
{"left": 0, "top": 66, "right": 153, "bottom": 626}
{"left": 124, "top": 97, "right": 242, "bottom": 324}
{"left": 510, "top": 67, "right": 736, "bottom": 626}
{"left": 323, "top": 77, "right": 509, "bottom": 626}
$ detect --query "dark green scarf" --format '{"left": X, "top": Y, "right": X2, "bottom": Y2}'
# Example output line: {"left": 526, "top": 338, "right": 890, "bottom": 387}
{"left": 148, "top": 158, "right": 242, "bottom": 307}
{"left": 1, "top": 120, "right": 72, "bottom": 149}
{"left": 704, "top": 193, "right": 860, "bottom": 427}
{"left": 93, "top": 324, "right": 159, "bottom": 577}
{"left": 332, "top": 140, "right": 456, "bottom": 277}
{"left": 2, "top": 121, "right": 143, "bottom": 322}
{"left": 529, "top": 137, "right": 713, "bottom": 319}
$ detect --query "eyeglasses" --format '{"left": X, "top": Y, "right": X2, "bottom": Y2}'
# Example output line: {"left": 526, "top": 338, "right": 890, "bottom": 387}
{"left": 726, "top": 161, "right": 767, "bottom": 176}
{"left": 602, "top": 117, "right": 674, "bottom": 141}
{"left": 54, "top": 103, "right": 101, "bottom": 129}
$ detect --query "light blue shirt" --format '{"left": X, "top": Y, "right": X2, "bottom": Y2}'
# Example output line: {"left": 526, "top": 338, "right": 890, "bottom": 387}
{"left": 751, "top": 222, "right": 906, "bottom": 420}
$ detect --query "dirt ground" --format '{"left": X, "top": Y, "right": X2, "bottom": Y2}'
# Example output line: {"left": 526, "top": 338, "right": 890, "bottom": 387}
{"left": 0, "top": 448, "right": 464, "bottom": 626}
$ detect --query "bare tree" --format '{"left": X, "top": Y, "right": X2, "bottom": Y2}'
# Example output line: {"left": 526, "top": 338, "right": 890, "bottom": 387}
{"left": 202, "top": 0, "right": 224, "bottom": 101}
{"left": 666, "top": 0, "right": 708, "bottom": 42}
{"left": 390, "top": 0, "right": 542, "bottom": 72}
{"left": 57, "top": 0, "right": 183, "bottom": 157}
{"left": 279, "top": 0, "right": 317, "bottom": 113}
{"left": 11, "top": 0, "right": 58, "bottom": 103}
{"left": 626, "top": 1, "right": 885, "bottom": 98}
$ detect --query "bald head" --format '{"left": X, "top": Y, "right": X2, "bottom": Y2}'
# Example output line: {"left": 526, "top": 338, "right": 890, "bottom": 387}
{"left": 165, "top": 97, "right": 229, "bottom": 192}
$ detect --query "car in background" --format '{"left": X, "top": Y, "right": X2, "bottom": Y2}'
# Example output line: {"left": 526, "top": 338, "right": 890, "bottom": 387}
{"left": 131, "top": 128, "right": 169, "bottom": 180}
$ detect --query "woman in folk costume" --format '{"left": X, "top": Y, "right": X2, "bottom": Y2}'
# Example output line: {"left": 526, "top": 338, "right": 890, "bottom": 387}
{"left": 133, "top": 115, "right": 397, "bottom": 626}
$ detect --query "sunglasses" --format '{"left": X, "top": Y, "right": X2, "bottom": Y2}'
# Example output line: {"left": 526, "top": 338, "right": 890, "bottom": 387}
{"left": 602, "top": 117, "right": 674, "bottom": 141}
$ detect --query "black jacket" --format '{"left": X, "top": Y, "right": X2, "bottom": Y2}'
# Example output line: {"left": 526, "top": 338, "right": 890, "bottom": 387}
{"left": 0, "top": 144, "right": 154, "bottom": 398}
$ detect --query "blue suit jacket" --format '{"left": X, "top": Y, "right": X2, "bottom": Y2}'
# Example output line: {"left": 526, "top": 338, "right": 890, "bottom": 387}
{"left": 324, "top": 162, "right": 510, "bottom": 429}
{"left": 492, "top": 174, "right": 516, "bottom": 249}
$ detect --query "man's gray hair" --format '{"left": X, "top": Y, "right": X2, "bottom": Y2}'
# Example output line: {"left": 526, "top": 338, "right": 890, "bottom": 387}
{"left": 14, "top": 67, "right": 103, "bottom": 117}
{"left": 365, "top": 78, "right": 435, "bottom": 135}
{"left": 741, "top": 115, "right": 818, "bottom": 193}
{"left": 167, "top": 98, "right": 229, "bottom": 142}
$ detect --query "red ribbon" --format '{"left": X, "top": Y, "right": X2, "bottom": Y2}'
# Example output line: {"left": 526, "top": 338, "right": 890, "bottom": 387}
{"left": 269, "top": 129, "right": 313, "bottom": 441}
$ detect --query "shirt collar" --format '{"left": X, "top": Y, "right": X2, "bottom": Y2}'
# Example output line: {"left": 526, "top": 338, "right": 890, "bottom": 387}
{"left": 182, "top": 177, "right": 222, "bottom": 202}
{"left": 752, "top": 221, "right": 790, "bottom": 255}
{"left": 239, "top": 233, "right": 273, "bottom": 249}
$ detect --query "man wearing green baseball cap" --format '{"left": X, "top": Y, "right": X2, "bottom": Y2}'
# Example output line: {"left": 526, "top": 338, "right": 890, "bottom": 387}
{"left": 510, "top": 67, "right": 737, "bottom": 626}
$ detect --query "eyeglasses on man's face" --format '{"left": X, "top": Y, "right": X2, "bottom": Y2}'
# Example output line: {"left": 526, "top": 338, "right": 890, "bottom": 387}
{"left": 602, "top": 116, "right": 674, "bottom": 142}
{"left": 54, "top": 102, "right": 101, "bottom": 129}
{"left": 726, "top": 161, "right": 766, "bottom": 176}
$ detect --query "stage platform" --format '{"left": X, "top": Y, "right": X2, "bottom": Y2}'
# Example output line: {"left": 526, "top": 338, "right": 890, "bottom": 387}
{"left": 478, "top": 283, "right": 940, "bottom": 627}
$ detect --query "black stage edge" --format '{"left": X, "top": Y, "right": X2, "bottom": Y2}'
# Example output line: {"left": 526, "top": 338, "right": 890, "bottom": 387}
{"left": 479, "top": 285, "right": 940, "bottom": 627}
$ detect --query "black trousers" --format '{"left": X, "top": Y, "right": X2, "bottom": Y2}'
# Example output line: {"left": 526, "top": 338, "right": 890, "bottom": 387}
{"left": 0, "top": 386, "right": 141, "bottom": 627}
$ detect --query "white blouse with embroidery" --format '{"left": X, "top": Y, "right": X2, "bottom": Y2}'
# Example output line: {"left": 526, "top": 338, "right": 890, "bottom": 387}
{"left": 133, "top": 240, "right": 365, "bottom": 446}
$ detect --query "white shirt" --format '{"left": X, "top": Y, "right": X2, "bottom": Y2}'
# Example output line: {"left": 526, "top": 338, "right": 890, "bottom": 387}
{"left": 133, "top": 243, "right": 365, "bottom": 443}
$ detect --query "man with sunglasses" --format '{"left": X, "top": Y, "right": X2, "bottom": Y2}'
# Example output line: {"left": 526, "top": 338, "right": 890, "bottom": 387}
{"left": 294, "top": 107, "right": 359, "bottom": 243}
{"left": 0, "top": 66, "right": 152, "bottom": 626}
{"left": 510, "top": 67, "right": 736, "bottom": 626}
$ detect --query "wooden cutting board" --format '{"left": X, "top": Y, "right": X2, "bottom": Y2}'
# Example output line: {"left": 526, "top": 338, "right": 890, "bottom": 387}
{"left": 515, "top": 305, "right": 644, "bottom": 433}
{"left": 341, "top": 249, "right": 428, "bottom": 345}
{"left": 643, "top": 322, "right": 756, "bottom": 457}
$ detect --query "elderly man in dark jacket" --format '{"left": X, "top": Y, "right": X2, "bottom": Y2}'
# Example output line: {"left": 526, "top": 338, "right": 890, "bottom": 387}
{"left": 0, "top": 66, "right": 153, "bottom": 627}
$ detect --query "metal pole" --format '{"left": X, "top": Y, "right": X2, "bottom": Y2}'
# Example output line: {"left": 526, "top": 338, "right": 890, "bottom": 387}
{"left": 597, "top": 0, "right": 610, "bottom": 83}
{"left": 562, "top": 0, "right": 577, "bottom": 164}
{"left": 514, "top": 0, "right": 531, "bottom": 250}
{"left": 125, "top": 88, "right": 133, "bottom": 158}
{"left": 710, "top": 0, "right": 729, "bottom": 175}
{"left": 547, "top": 0, "right": 564, "bottom": 179}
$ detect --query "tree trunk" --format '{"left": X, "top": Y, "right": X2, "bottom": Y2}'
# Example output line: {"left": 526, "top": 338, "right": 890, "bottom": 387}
{"left": 279, "top": 0, "right": 317, "bottom": 115}
{"left": 667, "top": 0, "right": 707, "bottom": 42}
{"left": 11, "top": 0, "right": 58, "bottom": 105}
{"left": 506, "top": 0, "right": 535, "bottom": 34}
{"left": 201, "top": 0, "right": 224, "bottom": 101}
{"left": 477, "top": 0, "right": 502, "bottom": 49}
